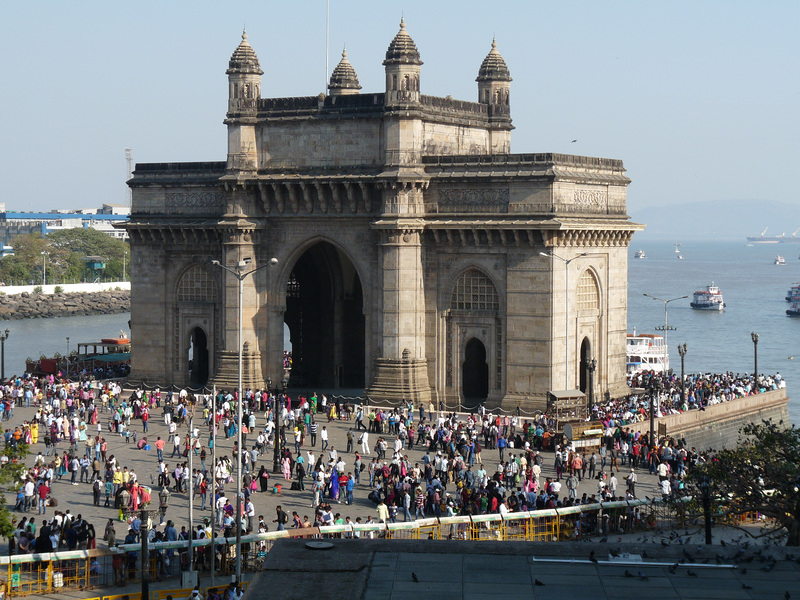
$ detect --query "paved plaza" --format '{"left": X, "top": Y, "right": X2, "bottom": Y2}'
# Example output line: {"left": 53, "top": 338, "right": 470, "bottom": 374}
{"left": 7, "top": 396, "right": 671, "bottom": 548}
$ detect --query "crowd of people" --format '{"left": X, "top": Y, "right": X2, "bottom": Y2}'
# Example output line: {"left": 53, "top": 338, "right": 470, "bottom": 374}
{"left": 0, "top": 366, "right": 787, "bottom": 563}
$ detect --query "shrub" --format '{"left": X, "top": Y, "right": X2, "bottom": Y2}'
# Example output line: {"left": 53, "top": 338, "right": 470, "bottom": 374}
{"left": 32, "top": 286, "right": 42, "bottom": 294}
{"left": 54, "top": 286, "right": 64, "bottom": 293}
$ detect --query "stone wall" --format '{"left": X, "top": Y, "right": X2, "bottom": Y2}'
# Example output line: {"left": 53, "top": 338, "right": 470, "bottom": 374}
{"left": 0, "top": 290, "right": 130, "bottom": 320}
{"left": 624, "top": 389, "right": 791, "bottom": 450}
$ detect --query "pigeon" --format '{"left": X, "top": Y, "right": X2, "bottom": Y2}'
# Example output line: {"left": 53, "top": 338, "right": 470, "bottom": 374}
{"left": 721, "top": 540, "right": 727, "bottom": 547}
{"left": 785, "top": 592, "right": 790, "bottom": 600}
{"left": 740, "top": 568, "right": 747, "bottom": 575}
{"left": 742, "top": 583, "right": 753, "bottom": 590}
{"left": 534, "top": 579, "right": 545, "bottom": 586}
{"left": 610, "top": 548, "right": 621, "bottom": 558}
{"left": 411, "top": 572, "right": 419, "bottom": 583}
{"left": 687, "top": 570, "right": 698, "bottom": 577}
{"left": 668, "top": 563, "right": 678, "bottom": 574}
{"left": 589, "top": 551, "right": 598, "bottom": 563}
{"left": 624, "top": 570, "right": 635, "bottom": 578}
{"left": 571, "top": 139, "right": 578, "bottom": 143}
{"left": 599, "top": 536, "right": 608, "bottom": 543}
{"left": 641, "top": 550, "right": 649, "bottom": 559}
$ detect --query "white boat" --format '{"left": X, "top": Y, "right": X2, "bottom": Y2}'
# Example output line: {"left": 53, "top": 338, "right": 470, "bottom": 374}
{"left": 627, "top": 329, "right": 669, "bottom": 374}
{"left": 690, "top": 283, "right": 725, "bottom": 311}
{"left": 775, "top": 255, "right": 786, "bottom": 265}
{"left": 634, "top": 249, "right": 646, "bottom": 259}
{"left": 677, "top": 254, "right": 684, "bottom": 260}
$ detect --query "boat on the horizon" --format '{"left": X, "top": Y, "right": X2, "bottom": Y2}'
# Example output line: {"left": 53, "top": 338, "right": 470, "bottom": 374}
{"left": 775, "top": 255, "right": 786, "bottom": 265}
{"left": 634, "top": 249, "right": 646, "bottom": 259}
{"left": 690, "top": 283, "right": 725, "bottom": 311}
{"left": 746, "top": 226, "right": 800, "bottom": 244}
{"left": 626, "top": 329, "right": 669, "bottom": 374}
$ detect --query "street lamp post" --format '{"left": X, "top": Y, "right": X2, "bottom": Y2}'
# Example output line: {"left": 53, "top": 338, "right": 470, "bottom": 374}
{"left": 751, "top": 332, "right": 759, "bottom": 378}
{"left": 643, "top": 294, "right": 688, "bottom": 374}
{"left": 66, "top": 336, "right": 70, "bottom": 356}
{"left": 540, "top": 251, "right": 588, "bottom": 389}
{"left": 677, "top": 343, "right": 688, "bottom": 404}
{"left": 273, "top": 376, "right": 288, "bottom": 474}
{"left": 211, "top": 256, "right": 278, "bottom": 585}
{"left": 123, "top": 251, "right": 127, "bottom": 282}
{"left": 0, "top": 329, "right": 9, "bottom": 381}
{"left": 40, "top": 252, "right": 48, "bottom": 286}
{"left": 587, "top": 358, "right": 597, "bottom": 406}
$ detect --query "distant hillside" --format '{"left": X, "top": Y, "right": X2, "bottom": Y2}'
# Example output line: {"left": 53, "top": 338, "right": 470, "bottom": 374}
{"left": 630, "top": 200, "right": 800, "bottom": 242}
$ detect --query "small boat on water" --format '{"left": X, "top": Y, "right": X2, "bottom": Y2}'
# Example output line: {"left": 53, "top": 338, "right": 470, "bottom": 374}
{"left": 690, "top": 283, "right": 725, "bottom": 311}
{"left": 775, "top": 255, "right": 786, "bottom": 265}
{"left": 677, "top": 254, "right": 684, "bottom": 260}
{"left": 626, "top": 329, "right": 669, "bottom": 374}
{"left": 787, "top": 302, "right": 800, "bottom": 317}
{"left": 634, "top": 250, "right": 646, "bottom": 259}
{"left": 786, "top": 283, "right": 800, "bottom": 302}
{"left": 25, "top": 334, "right": 131, "bottom": 379}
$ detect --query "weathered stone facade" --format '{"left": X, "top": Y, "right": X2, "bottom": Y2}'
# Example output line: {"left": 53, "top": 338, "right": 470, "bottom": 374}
{"left": 125, "top": 22, "right": 643, "bottom": 411}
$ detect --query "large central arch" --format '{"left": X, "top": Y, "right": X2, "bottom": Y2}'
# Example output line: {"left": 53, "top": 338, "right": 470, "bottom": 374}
{"left": 284, "top": 241, "right": 365, "bottom": 389}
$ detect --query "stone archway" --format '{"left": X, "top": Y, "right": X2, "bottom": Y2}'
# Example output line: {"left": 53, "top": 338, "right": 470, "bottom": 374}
{"left": 188, "top": 327, "right": 209, "bottom": 387}
{"left": 284, "top": 241, "right": 365, "bottom": 389}
{"left": 462, "top": 337, "right": 489, "bottom": 405}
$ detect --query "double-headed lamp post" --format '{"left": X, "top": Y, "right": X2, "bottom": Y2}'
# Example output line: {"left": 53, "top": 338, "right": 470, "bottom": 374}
{"left": 273, "top": 375, "right": 289, "bottom": 474}
{"left": 539, "top": 251, "right": 588, "bottom": 390}
{"left": 0, "top": 329, "right": 9, "bottom": 381}
{"left": 677, "top": 343, "right": 688, "bottom": 403}
{"left": 751, "top": 332, "right": 759, "bottom": 378}
{"left": 643, "top": 294, "right": 687, "bottom": 373}
{"left": 211, "top": 255, "right": 278, "bottom": 585}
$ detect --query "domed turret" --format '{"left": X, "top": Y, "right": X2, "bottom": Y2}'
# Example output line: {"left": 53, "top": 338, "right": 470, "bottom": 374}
{"left": 227, "top": 30, "right": 263, "bottom": 115}
{"left": 476, "top": 39, "right": 511, "bottom": 106}
{"left": 328, "top": 49, "right": 362, "bottom": 96}
{"left": 226, "top": 30, "right": 262, "bottom": 171}
{"left": 227, "top": 30, "right": 264, "bottom": 75}
{"left": 383, "top": 18, "right": 422, "bottom": 105}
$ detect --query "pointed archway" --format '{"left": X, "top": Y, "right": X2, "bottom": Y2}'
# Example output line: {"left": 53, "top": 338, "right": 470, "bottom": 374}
{"left": 462, "top": 337, "right": 488, "bottom": 406}
{"left": 284, "top": 241, "right": 365, "bottom": 389}
{"left": 188, "top": 327, "right": 209, "bottom": 387}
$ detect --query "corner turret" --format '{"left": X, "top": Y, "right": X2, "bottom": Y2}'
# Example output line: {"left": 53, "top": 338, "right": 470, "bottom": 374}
{"left": 383, "top": 19, "right": 422, "bottom": 106}
{"left": 476, "top": 38, "right": 511, "bottom": 106}
{"left": 225, "top": 30, "right": 263, "bottom": 171}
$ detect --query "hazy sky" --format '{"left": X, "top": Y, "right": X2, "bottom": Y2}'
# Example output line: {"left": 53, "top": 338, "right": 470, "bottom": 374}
{"left": 1, "top": 1, "right": 797, "bottom": 214}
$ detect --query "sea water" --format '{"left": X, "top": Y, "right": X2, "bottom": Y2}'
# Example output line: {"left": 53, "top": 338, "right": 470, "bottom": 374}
{"left": 628, "top": 240, "right": 800, "bottom": 424}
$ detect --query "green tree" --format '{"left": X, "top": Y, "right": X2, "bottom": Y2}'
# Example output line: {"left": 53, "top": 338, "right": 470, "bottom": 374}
{"left": 47, "top": 228, "right": 129, "bottom": 281}
{"left": 686, "top": 420, "right": 800, "bottom": 546}
{"left": 0, "top": 233, "right": 48, "bottom": 285}
{"left": 0, "top": 441, "right": 30, "bottom": 539}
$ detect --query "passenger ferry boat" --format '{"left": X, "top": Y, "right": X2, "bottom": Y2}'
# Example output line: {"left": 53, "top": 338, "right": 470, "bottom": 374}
{"left": 690, "top": 283, "right": 725, "bottom": 311}
{"left": 626, "top": 329, "right": 669, "bottom": 374}
{"left": 775, "top": 255, "right": 786, "bottom": 265}
{"left": 786, "top": 283, "right": 800, "bottom": 302}
{"left": 787, "top": 303, "right": 800, "bottom": 318}
{"left": 25, "top": 334, "right": 131, "bottom": 379}
{"left": 634, "top": 249, "right": 646, "bottom": 259}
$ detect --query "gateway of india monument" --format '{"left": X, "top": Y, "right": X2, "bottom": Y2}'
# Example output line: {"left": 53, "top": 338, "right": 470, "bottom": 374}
{"left": 125, "top": 20, "right": 643, "bottom": 412}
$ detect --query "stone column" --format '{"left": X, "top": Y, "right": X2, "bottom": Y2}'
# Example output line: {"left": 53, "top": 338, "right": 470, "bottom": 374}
{"left": 366, "top": 183, "right": 432, "bottom": 407}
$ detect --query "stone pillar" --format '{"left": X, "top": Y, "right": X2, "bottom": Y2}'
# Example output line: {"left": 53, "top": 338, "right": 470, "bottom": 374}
{"left": 367, "top": 183, "right": 432, "bottom": 406}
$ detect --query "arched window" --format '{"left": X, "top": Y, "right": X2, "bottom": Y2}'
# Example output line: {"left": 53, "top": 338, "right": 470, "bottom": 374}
{"left": 177, "top": 265, "right": 217, "bottom": 303}
{"left": 450, "top": 269, "right": 499, "bottom": 311}
{"left": 577, "top": 270, "right": 600, "bottom": 312}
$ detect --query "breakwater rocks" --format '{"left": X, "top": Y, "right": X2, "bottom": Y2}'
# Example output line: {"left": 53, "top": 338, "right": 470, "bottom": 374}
{"left": 0, "top": 289, "right": 130, "bottom": 320}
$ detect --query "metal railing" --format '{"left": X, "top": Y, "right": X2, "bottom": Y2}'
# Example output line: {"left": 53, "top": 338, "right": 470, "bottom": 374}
{"left": 0, "top": 497, "right": 690, "bottom": 597}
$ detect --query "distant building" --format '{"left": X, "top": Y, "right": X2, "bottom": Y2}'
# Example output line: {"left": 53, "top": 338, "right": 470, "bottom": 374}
{"left": 0, "top": 203, "right": 129, "bottom": 246}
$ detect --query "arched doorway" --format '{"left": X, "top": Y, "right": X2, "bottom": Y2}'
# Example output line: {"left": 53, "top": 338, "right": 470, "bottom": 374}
{"left": 462, "top": 338, "right": 488, "bottom": 405}
{"left": 188, "top": 327, "right": 209, "bottom": 387}
{"left": 284, "top": 241, "right": 365, "bottom": 389}
{"left": 579, "top": 337, "right": 591, "bottom": 395}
